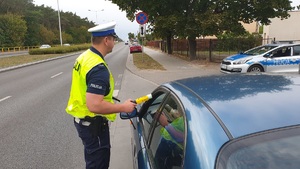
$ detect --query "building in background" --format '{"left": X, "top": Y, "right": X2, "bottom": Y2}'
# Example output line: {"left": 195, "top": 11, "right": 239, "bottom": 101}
{"left": 263, "top": 10, "right": 300, "bottom": 44}
{"left": 202, "top": 22, "right": 258, "bottom": 39}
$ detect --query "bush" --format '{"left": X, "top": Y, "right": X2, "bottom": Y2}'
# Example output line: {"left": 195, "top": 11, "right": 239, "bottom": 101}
{"left": 216, "top": 33, "right": 262, "bottom": 52}
{"left": 29, "top": 44, "right": 90, "bottom": 55}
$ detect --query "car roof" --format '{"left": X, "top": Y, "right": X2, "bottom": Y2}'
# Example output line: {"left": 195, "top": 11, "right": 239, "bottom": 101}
{"left": 165, "top": 73, "right": 300, "bottom": 138}
{"left": 264, "top": 43, "right": 300, "bottom": 47}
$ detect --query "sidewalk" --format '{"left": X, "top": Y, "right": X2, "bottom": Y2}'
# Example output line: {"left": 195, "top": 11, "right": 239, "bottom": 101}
{"left": 126, "top": 47, "right": 221, "bottom": 85}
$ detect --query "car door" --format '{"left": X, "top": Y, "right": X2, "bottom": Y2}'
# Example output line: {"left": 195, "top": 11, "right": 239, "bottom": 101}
{"left": 136, "top": 89, "right": 186, "bottom": 169}
{"left": 266, "top": 46, "right": 300, "bottom": 72}
{"left": 292, "top": 45, "right": 300, "bottom": 71}
{"left": 135, "top": 89, "right": 168, "bottom": 169}
{"left": 148, "top": 94, "right": 185, "bottom": 169}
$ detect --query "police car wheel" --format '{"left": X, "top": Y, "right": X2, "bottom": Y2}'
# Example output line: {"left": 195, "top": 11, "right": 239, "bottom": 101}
{"left": 247, "top": 65, "right": 264, "bottom": 72}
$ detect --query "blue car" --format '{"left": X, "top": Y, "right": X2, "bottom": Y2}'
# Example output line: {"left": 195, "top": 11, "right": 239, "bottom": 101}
{"left": 120, "top": 73, "right": 300, "bottom": 169}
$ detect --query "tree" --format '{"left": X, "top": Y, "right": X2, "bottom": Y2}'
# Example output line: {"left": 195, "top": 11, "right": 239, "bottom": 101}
{"left": 62, "top": 32, "right": 73, "bottom": 44}
{"left": 24, "top": 9, "right": 42, "bottom": 46}
{"left": 0, "top": 0, "right": 95, "bottom": 46}
{"left": 39, "top": 25, "right": 55, "bottom": 45}
{"left": 152, "top": 15, "right": 177, "bottom": 54}
{"left": 67, "top": 26, "right": 91, "bottom": 44}
{"left": 128, "top": 32, "right": 135, "bottom": 41}
{"left": 112, "top": 0, "right": 293, "bottom": 60}
{"left": 113, "top": 0, "right": 182, "bottom": 54}
{"left": 0, "top": 14, "right": 27, "bottom": 46}
{"left": 0, "top": 0, "right": 33, "bottom": 15}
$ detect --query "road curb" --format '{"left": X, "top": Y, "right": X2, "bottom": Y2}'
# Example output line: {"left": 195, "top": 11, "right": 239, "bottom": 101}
{"left": 0, "top": 52, "right": 81, "bottom": 73}
{"left": 125, "top": 51, "right": 160, "bottom": 87}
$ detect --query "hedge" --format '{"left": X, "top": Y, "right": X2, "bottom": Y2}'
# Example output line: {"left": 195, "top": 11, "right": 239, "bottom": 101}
{"left": 29, "top": 44, "right": 90, "bottom": 55}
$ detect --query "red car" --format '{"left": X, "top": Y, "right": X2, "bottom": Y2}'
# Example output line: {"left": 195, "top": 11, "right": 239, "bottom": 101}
{"left": 130, "top": 44, "right": 142, "bottom": 53}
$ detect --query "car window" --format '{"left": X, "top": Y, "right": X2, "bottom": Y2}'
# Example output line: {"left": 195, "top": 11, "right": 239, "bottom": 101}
{"left": 141, "top": 93, "right": 166, "bottom": 141}
{"left": 216, "top": 126, "right": 300, "bottom": 169}
{"left": 149, "top": 95, "right": 185, "bottom": 169}
{"left": 244, "top": 45, "right": 276, "bottom": 55}
{"left": 270, "top": 47, "right": 291, "bottom": 58}
{"left": 293, "top": 45, "right": 300, "bottom": 56}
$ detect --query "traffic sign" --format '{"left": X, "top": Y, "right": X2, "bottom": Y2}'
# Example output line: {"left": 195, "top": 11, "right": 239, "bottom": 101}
{"left": 139, "top": 24, "right": 146, "bottom": 37}
{"left": 136, "top": 12, "right": 148, "bottom": 25}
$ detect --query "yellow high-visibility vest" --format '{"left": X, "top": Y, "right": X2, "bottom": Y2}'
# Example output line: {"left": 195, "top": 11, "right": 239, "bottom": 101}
{"left": 160, "top": 117, "right": 184, "bottom": 149}
{"left": 66, "top": 49, "right": 116, "bottom": 121}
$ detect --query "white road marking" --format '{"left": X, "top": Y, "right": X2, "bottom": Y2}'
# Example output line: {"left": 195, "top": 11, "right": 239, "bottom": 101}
{"left": 0, "top": 96, "right": 12, "bottom": 102}
{"left": 115, "top": 74, "right": 123, "bottom": 87}
{"left": 115, "top": 82, "right": 120, "bottom": 86}
{"left": 51, "top": 72, "right": 63, "bottom": 78}
{"left": 113, "top": 90, "right": 119, "bottom": 98}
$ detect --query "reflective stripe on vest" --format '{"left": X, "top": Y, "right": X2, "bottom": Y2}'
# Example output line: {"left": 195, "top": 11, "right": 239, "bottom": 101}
{"left": 160, "top": 117, "right": 184, "bottom": 149}
{"left": 65, "top": 49, "right": 116, "bottom": 121}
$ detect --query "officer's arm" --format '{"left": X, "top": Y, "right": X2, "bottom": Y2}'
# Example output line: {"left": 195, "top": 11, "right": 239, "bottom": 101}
{"left": 86, "top": 92, "right": 136, "bottom": 114}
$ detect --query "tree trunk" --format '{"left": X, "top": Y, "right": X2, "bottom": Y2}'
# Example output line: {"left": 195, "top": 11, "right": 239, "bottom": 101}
{"left": 188, "top": 37, "right": 196, "bottom": 60}
{"left": 166, "top": 34, "right": 172, "bottom": 54}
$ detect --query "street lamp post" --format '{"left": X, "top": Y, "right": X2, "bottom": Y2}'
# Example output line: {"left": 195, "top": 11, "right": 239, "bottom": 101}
{"left": 57, "top": 0, "right": 62, "bottom": 46}
{"left": 88, "top": 9, "right": 104, "bottom": 24}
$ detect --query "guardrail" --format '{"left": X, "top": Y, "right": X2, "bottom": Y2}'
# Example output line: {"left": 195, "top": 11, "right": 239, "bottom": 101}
{"left": 1, "top": 46, "right": 39, "bottom": 52}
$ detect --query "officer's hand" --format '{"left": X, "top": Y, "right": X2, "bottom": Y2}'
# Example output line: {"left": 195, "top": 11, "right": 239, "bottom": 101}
{"left": 122, "top": 99, "right": 137, "bottom": 113}
{"left": 155, "top": 112, "right": 169, "bottom": 127}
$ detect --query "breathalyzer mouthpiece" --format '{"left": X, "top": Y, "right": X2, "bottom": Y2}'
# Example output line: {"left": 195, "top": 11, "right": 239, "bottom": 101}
{"left": 133, "top": 94, "right": 152, "bottom": 104}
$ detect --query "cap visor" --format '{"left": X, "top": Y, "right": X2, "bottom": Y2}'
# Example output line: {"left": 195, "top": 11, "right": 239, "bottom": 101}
{"left": 112, "top": 33, "right": 118, "bottom": 39}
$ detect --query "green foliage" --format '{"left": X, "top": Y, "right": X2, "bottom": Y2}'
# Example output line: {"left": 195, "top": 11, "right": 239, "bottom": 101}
{"left": 62, "top": 32, "right": 74, "bottom": 44}
{"left": 39, "top": 25, "right": 56, "bottom": 45}
{"left": 67, "top": 26, "right": 91, "bottom": 44}
{"left": 216, "top": 32, "right": 262, "bottom": 52}
{"left": 0, "top": 0, "right": 94, "bottom": 47}
{"left": 24, "top": 10, "right": 42, "bottom": 46}
{"left": 0, "top": 0, "right": 33, "bottom": 15}
{"left": 128, "top": 32, "right": 135, "bottom": 40}
{"left": 0, "top": 14, "right": 27, "bottom": 47}
{"left": 112, "top": 0, "right": 293, "bottom": 59}
{"left": 29, "top": 44, "right": 90, "bottom": 55}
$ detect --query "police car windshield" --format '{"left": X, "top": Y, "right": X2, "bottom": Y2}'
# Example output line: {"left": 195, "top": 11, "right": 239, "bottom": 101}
{"left": 244, "top": 45, "right": 277, "bottom": 55}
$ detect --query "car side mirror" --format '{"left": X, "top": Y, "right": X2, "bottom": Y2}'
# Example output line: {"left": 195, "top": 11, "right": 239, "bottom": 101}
{"left": 120, "top": 108, "right": 138, "bottom": 119}
{"left": 264, "top": 53, "right": 271, "bottom": 58}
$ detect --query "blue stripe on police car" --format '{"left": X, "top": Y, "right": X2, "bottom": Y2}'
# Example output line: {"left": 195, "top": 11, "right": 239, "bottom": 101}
{"left": 225, "top": 54, "right": 251, "bottom": 61}
{"left": 260, "top": 58, "right": 300, "bottom": 66}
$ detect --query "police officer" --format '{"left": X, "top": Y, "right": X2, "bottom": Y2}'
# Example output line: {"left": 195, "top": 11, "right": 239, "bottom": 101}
{"left": 66, "top": 22, "right": 136, "bottom": 169}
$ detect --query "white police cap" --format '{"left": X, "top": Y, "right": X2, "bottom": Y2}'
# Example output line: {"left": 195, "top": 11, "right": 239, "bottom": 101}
{"left": 88, "top": 21, "right": 118, "bottom": 38}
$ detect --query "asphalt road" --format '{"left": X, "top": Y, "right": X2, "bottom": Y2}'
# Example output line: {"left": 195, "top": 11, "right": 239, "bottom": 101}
{"left": 0, "top": 43, "right": 136, "bottom": 168}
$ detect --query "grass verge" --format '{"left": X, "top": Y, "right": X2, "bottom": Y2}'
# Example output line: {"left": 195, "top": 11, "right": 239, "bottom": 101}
{"left": 0, "top": 54, "right": 64, "bottom": 69}
{"left": 0, "top": 51, "right": 165, "bottom": 71}
{"left": 132, "top": 52, "right": 165, "bottom": 70}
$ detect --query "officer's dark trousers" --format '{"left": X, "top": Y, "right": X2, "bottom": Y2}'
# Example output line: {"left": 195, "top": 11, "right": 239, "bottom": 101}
{"left": 74, "top": 117, "right": 110, "bottom": 169}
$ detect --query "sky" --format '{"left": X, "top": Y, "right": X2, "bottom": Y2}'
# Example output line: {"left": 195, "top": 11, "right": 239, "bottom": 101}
{"left": 33, "top": 0, "right": 140, "bottom": 41}
{"left": 32, "top": 0, "right": 300, "bottom": 41}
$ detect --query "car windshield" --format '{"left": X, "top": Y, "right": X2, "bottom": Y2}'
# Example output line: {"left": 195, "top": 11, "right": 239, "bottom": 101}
{"left": 216, "top": 126, "right": 300, "bottom": 169}
{"left": 243, "top": 45, "right": 277, "bottom": 55}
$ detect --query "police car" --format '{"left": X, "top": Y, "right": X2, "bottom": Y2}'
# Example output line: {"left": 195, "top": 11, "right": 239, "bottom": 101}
{"left": 220, "top": 43, "right": 300, "bottom": 73}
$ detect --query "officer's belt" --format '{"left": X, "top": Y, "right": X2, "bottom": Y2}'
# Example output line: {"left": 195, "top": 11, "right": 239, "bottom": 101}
{"left": 74, "top": 117, "right": 91, "bottom": 126}
{"left": 74, "top": 116, "right": 108, "bottom": 127}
